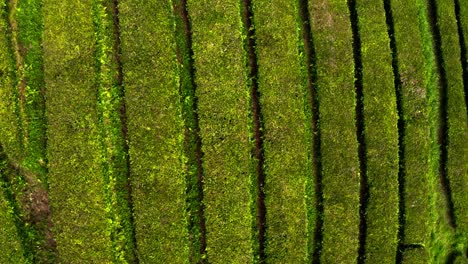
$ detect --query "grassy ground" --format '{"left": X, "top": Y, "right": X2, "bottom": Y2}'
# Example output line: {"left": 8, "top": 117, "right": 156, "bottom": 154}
{"left": 435, "top": 0, "right": 467, "bottom": 236}
{"left": 0, "top": 0, "right": 22, "bottom": 165}
{"left": 0, "top": 145, "right": 26, "bottom": 263}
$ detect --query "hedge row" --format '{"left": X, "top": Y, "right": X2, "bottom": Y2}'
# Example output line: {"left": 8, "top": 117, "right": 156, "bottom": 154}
{"left": 458, "top": 0, "right": 467, "bottom": 106}
{"left": 188, "top": 0, "right": 255, "bottom": 262}
{"left": 414, "top": 0, "right": 453, "bottom": 261}
{"left": 119, "top": 1, "right": 188, "bottom": 262}
{"left": 252, "top": 0, "right": 310, "bottom": 262}
{"left": 0, "top": 186, "right": 25, "bottom": 263}
{"left": 43, "top": 0, "right": 114, "bottom": 262}
{"left": 92, "top": 0, "right": 136, "bottom": 262}
{"left": 308, "top": 0, "right": 361, "bottom": 262}
{"left": 13, "top": 1, "right": 59, "bottom": 262}
{"left": 390, "top": 0, "right": 432, "bottom": 250}
{"left": 7, "top": 0, "right": 26, "bottom": 156}
{"left": 434, "top": 0, "right": 468, "bottom": 239}
{"left": 354, "top": 0, "right": 400, "bottom": 262}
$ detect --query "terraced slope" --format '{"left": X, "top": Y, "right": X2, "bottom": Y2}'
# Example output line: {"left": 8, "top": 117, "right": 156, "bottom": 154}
{"left": 119, "top": 1, "right": 187, "bottom": 262}
{"left": 252, "top": 0, "right": 310, "bottom": 262}
{"left": 0, "top": 0, "right": 466, "bottom": 263}
{"left": 308, "top": 0, "right": 360, "bottom": 262}
{"left": 188, "top": 0, "right": 254, "bottom": 262}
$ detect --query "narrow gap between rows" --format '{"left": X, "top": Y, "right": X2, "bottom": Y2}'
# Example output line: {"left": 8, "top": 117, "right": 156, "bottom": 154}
{"left": 426, "top": 0, "right": 457, "bottom": 229}
{"left": 239, "top": 0, "right": 267, "bottom": 262}
{"left": 382, "top": 0, "right": 407, "bottom": 263}
{"left": 297, "top": 0, "right": 323, "bottom": 263}
{"left": 453, "top": 0, "right": 468, "bottom": 117}
{"left": 111, "top": 0, "right": 139, "bottom": 262}
{"left": 172, "top": 1, "right": 207, "bottom": 262}
{"left": 347, "top": 1, "right": 369, "bottom": 263}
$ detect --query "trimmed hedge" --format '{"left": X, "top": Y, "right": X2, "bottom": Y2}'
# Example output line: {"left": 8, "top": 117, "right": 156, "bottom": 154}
{"left": 252, "top": 0, "right": 310, "bottom": 262}
{"left": 414, "top": 0, "right": 454, "bottom": 261}
{"left": 187, "top": 0, "right": 254, "bottom": 262}
{"left": 119, "top": 1, "right": 188, "bottom": 262}
{"left": 391, "top": 0, "right": 432, "bottom": 249}
{"left": 355, "top": 0, "right": 400, "bottom": 262}
{"left": 171, "top": 0, "right": 205, "bottom": 261}
{"left": 0, "top": 146, "right": 26, "bottom": 263}
{"left": 435, "top": 0, "right": 468, "bottom": 238}
{"left": 92, "top": 0, "right": 136, "bottom": 262}
{"left": 0, "top": 186, "right": 25, "bottom": 263}
{"left": 460, "top": 0, "right": 468, "bottom": 83}
{"left": 308, "top": 0, "right": 360, "bottom": 262}
{"left": 43, "top": 0, "right": 114, "bottom": 262}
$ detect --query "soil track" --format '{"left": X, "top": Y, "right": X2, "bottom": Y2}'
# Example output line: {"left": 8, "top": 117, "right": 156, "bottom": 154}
{"left": 347, "top": 1, "right": 369, "bottom": 262}
{"left": 240, "top": 0, "right": 267, "bottom": 261}
{"left": 427, "top": 0, "right": 457, "bottom": 229}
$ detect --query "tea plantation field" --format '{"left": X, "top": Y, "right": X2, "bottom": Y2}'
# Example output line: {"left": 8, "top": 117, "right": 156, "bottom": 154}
{"left": 0, "top": 0, "right": 466, "bottom": 263}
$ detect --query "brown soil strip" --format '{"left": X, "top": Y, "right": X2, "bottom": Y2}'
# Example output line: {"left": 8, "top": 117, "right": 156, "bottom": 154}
{"left": 382, "top": 1, "right": 407, "bottom": 263}
{"left": 240, "top": 0, "right": 267, "bottom": 262}
{"left": 427, "top": 0, "right": 457, "bottom": 229}
{"left": 111, "top": 1, "right": 139, "bottom": 262}
{"left": 297, "top": 0, "right": 323, "bottom": 262}
{"left": 454, "top": 0, "right": 468, "bottom": 117}
{"left": 172, "top": 0, "right": 207, "bottom": 262}
{"left": 347, "top": 0, "right": 370, "bottom": 263}
{"left": 8, "top": 0, "right": 27, "bottom": 145}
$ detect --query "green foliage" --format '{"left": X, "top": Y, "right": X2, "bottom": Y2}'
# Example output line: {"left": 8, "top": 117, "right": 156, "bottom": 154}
{"left": 461, "top": 2, "right": 468, "bottom": 79}
{"left": 187, "top": 0, "right": 254, "bottom": 262}
{"left": 308, "top": 0, "right": 360, "bottom": 262}
{"left": 92, "top": 0, "right": 136, "bottom": 262}
{"left": 391, "top": 0, "right": 432, "bottom": 250}
{"left": 1, "top": 0, "right": 466, "bottom": 262}
{"left": 252, "top": 0, "right": 309, "bottom": 262}
{"left": 414, "top": 0, "right": 452, "bottom": 261}
{"left": 43, "top": 0, "right": 114, "bottom": 262}
{"left": 119, "top": 1, "right": 188, "bottom": 262}
{"left": 15, "top": 0, "right": 48, "bottom": 185}
{"left": 436, "top": 0, "right": 468, "bottom": 239}
{"left": 355, "top": 0, "right": 400, "bottom": 262}
{"left": 0, "top": 185, "right": 25, "bottom": 263}
{"left": 402, "top": 248, "right": 429, "bottom": 263}
{"left": 0, "top": 146, "right": 27, "bottom": 263}
{"left": 0, "top": 1, "right": 22, "bottom": 163}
